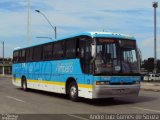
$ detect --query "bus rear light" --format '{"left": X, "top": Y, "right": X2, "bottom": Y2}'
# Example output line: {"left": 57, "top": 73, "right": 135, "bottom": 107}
{"left": 96, "top": 81, "right": 110, "bottom": 85}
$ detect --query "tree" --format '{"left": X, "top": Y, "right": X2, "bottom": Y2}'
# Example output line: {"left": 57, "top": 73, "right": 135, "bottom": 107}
{"left": 157, "top": 60, "right": 160, "bottom": 73}
{"left": 147, "top": 58, "right": 154, "bottom": 72}
{"left": 141, "top": 58, "right": 154, "bottom": 72}
{"left": 141, "top": 58, "right": 160, "bottom": 73}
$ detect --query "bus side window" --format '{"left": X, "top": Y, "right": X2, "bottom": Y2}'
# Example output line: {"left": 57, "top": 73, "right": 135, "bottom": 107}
{"left": 18, "top": 50, "right": 22, "bottom": 63}
{"left": 17, "top": 49, "right": 26, "bottom": 63}
{"left": 21, "top": 49, "right": 26, "bottom": 62}
{"left": 13, "top": 51, "right": 19, "bottom": 63}
{"left": 43, "top": 43, "right": 53, "bottom": 60}
{"left": 33, "top": 46, "right": 42, "bottom": 61}
{"left": 26, "top": 48, "right": 33, "bottom": 62}
{"left": 13, "top": 52, "right": 15, "bottom": 63}
{"left": 65, "top": 38, "right": 76, "bottom": 59}
{"left": 53, "top": 41, "right": 65, "bottom": 60}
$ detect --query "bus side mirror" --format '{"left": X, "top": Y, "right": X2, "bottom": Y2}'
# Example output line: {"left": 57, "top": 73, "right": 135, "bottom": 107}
{"left": 91, "top": 44, "right": 96, "bottom": 57}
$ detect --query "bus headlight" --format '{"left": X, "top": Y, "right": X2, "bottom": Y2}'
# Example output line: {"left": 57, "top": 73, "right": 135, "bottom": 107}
{"left": 96, "top": 81, "right": 110, "bottom": 85}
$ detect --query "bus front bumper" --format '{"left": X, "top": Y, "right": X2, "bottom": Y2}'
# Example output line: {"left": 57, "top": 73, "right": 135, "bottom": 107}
{"left": 93, "top": 84, "right": 140, "bottom": 99}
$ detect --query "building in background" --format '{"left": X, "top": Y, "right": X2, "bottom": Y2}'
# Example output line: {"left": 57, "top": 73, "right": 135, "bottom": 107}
{"left": 0, "top": 58, "right": 12, "bottom": 75}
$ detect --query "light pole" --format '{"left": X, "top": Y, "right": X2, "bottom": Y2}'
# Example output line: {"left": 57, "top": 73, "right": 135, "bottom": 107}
{"left": 35, "top": 10, "right": 57, "bottom": 39}
{"left": 153, "top": 1, "right": 158, "bottom": 73}
{"left": 0, "top": 40, "right": 4, "bottom": 76}
{"left": 36, "top": 37, "right": 53, "bottom": 40}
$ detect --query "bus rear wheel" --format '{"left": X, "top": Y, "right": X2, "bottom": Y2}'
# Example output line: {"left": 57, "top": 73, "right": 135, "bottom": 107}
{"left": 69, "top": 81, "right": 78, "bottom": 101}
{"left": 22, "top": 77, "right": 28, "bottom": 91}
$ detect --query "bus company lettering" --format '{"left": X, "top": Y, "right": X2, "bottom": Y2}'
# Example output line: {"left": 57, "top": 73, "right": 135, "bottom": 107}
{"left": 56, "top": 63, "right": 73, "bottom": 73}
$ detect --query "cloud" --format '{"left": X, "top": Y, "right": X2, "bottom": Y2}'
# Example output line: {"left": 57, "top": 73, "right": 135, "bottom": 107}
{"left": 139, "top": 36, "right": 160, "bottom": 59}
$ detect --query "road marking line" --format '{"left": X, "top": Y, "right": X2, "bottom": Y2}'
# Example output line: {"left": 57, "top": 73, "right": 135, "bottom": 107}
{"left": 133, "top": 107, "right": 160, "bottom": 113}
{"left": 67, "top": 114, "right": 89, "bottom": 120}
{"left": 6, "top": 96, "right": 26, "bottom": 103}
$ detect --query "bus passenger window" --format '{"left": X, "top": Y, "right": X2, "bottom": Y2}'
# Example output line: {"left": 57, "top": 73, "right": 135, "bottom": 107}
{"left": 43, "top": 43, "right": 53, "bottom": 60}
{"left": 26, "top": 48, "right": 33, "bottom": 62}
{"left": 21, "top": 50, "right": 26, "bottom": 62}
{"left": 53, "top": 41, "right": 65, "bottom": 59}
{"left": 13, "top": 51, "right": 19, "bottom": 63}
{"left": 33, "top": 46, "right": 42, "bottom": 61}
{"left": 65, "top": 39, "right": 76, "bottom": 59}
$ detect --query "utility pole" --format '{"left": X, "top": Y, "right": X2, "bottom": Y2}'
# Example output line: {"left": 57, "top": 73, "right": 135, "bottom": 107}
{"left": 153, "top": 1, "right": 158, "bottom": 73}
{"left": 0, "top": 40, "right": 4, "bottom": 76}
{"left": 36, "top": 37, "right": 53, "bottom": 40}
{"left": 27, "top": 0, "right": 31, "bottom": 42}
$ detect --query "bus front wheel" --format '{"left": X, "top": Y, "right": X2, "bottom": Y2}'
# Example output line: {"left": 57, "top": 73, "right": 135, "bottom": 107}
{"left": 22, "top": 77, "right": 28, "bottom": 91}
{"left": 69, "top": 81, "right": 78, "bottom": 101}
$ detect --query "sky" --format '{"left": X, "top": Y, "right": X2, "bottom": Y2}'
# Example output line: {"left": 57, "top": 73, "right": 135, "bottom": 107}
{"left": 0, "top": 0, "right": 160, "bottom": 60}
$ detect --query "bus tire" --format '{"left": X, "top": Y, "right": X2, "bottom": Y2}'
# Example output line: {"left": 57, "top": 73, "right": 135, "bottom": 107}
{"left": 69, "top": 81, "right": 78, "bottom": 102}
{"left": 22, "top": 77, "right": 28, "bottom": 91}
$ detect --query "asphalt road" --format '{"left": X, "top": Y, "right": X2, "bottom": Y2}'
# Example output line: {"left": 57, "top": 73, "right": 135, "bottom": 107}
{"left": 0, "top": 77, "right": 160, "bottom": 120}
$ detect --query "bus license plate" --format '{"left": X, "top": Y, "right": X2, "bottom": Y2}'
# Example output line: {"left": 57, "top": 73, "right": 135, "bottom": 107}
{"left": 117, "top": 89, "right": 125, "bottom": 93}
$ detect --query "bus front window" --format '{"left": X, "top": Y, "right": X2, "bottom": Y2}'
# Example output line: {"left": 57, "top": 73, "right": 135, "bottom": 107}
{"left": 94, "top": 38, "right": 139, "bottom": 75}
{"left": 95, "top": 38, "right": 120, "bottom": 74}
{"left": 121, "top": 42, "right": 139, "bottom": 74}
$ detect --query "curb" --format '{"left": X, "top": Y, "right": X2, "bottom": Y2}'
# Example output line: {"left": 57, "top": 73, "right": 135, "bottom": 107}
{"left": 141, "top": 89, "right": 160, "bottom": 92}
{"left": 141, "top": 82, "right": 160, "bottom": 92}
{"left": 141, "top": 88, "right": 160, "bottom": 92}
{"left": 141, "top": 82, "right": 160, "bottom": 85}
{"left": 0, "top": 76, "right": 12, "bottom": 78}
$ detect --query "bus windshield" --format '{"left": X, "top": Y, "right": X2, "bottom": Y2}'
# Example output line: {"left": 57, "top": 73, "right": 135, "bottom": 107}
{"left": 94, "top": 38, "right": 139, "bottom": 75}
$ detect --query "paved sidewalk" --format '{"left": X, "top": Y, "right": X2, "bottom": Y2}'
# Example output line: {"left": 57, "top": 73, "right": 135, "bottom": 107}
{"left": 0, "top": 75, "right": 12, "bottom": 78}
{"left": 141, "top": 82, "right": 160, "bottom": 92}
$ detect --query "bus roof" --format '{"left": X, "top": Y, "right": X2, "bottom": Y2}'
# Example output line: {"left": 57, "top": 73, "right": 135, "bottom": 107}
{"left": 14, "top": 31, "right": 136, "bottom": 51}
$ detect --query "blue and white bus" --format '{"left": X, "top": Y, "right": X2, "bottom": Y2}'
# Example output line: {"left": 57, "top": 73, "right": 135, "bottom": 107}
{"left": 12, "top": 32, "right": 141, "bottom": 101}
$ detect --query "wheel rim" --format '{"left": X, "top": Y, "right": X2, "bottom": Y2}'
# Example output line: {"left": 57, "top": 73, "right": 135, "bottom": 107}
{"left": 23, "top": 81, "right": 26, "bottom": 90}
{"left": 70, "top": 86, "right": 77, "bottom": 98}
